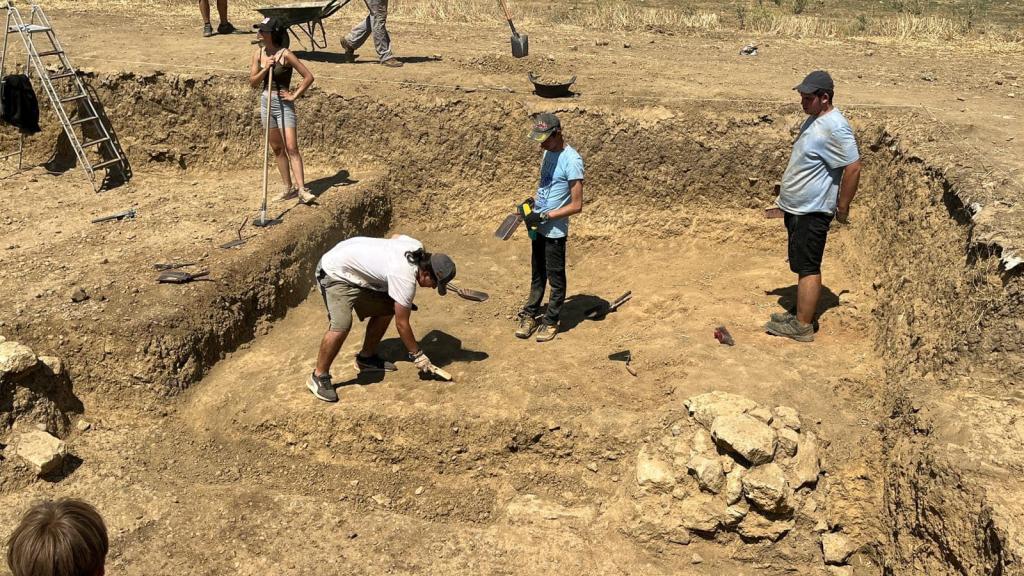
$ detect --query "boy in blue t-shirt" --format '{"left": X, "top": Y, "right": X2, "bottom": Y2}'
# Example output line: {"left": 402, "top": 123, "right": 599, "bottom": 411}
{"left": 515, "top": 113, "right": 585, "bottom": 342}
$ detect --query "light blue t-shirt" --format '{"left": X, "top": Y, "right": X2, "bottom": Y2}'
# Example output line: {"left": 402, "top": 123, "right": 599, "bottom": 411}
{"left": 535, "top": 145, "right": 584, "bottom": 238}
{"left": 777, "top": 108, "right": 859, "bottom": 215}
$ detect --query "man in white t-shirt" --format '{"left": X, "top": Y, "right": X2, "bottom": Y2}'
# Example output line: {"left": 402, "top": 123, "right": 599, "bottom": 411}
{"left": 307, "top": 234, "right": 456, "bottom": 402}
{"left": 764, "top": 70, "right": 862, "bottom": 342}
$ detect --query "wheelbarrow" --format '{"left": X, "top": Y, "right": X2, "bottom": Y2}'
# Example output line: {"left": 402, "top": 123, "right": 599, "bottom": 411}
{"left": 256, "top": 0, "right": 350, "bottom": 51}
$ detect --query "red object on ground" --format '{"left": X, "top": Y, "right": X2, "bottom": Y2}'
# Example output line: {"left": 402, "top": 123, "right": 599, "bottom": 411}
{"left": 714, "top": 325, "right": 735, "bottom": 346}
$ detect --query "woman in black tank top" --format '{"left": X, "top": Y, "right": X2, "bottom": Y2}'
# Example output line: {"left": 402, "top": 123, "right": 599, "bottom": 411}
{"left": 249, "top": 17, "right": 316, "bottom": 204}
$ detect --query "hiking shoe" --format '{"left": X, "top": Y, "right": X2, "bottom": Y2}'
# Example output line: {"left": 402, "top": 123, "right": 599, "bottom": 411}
{"left": 355, "top": 354, "right": 397, "bottom": 372}
{"left": 202, "top": 23, "right": 214, "bottom": 37}
{"left": 339, "top": 38, "right": 356, "bottom": 60}
{"left": 275, "top": 187, "right": 298, "bottom": 202}
{"left": 217, "top": 21, "right": 236, "bottom": 35}
{"left": 535, "top": 322, "right": 558, "bottom": 343}
{"left": 764, "top": 317, "right": 814, "bottom": 342}
{"left": 515, "top": 315, "right": 538, "bottom": 339}
{"left": 770, "top": 311, "right": 795, "bottom": 323}
{"left": 380, "top": 58, "right": 404, "bottom": 68}
{"left": 307, "top": 371, "right": 338, "bottom": 402}
{"left": 298, "top": 187, "right": 316, "bottom": 205}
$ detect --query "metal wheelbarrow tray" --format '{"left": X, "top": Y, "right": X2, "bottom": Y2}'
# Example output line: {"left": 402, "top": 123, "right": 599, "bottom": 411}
{"left": 256, "top": 0, "right": 350, "bottom": 51}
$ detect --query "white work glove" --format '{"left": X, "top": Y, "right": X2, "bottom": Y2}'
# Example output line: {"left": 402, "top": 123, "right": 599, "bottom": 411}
{"left": 410, "top": 350, "right": 432, "bottom": 372}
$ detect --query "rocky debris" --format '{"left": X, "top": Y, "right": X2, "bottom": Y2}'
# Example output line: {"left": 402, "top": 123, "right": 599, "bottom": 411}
{"left": 0, "top": 341, "right": 38, "bottom": 379}
{"left": 38, "top": 355, "right": 63, "bottom": 376}
{"left": 678, "top": 494, "right": 721, "bottom": 534}
{"left": 9, "top": 429, "right": 67, "bottom": 476}
{"left": 722, "top": 500, "right": 749, "bottom": 527}
{"left": 773, "top": 406, "right": 801, "bottom": 431}
{"left": 76, "top": 419, "right": 92, "bottom": 432}
{"left": 691, "top": 552, "right": 704, "bottom": 564}
{"left": 689, "top": 428, "right": 714, "bottom": 456}
{"left": 826, "top": 567, "right": 853, "bottom": 576}
{"left": 711, "top": 413, "right": 776, "bottom": 465}
{"left": 635, "top": 445, "right": 675, "bottom": 490}
{"left": 742, "top": 463, "right": 791, "bottom": 514}
{"left": 749, "top": 406, "right": 773, "bottom": 424}
{"left": 776, "top": 427, "right": 800, "bottom": 458}
{"left": 821, "top": 532, "right": 856, "bottom": 565}
{"left": 685, "top": 391, "right": 758, "bottom": 428}
{"left": 792, "top": 431, "right": 822, "bottom": 488}
{"left": 687, "top": 454, "right": 725, "bottom": 493}
{"left": 737, "top": 511, "right": 794, "bottom": 542}
{"left": 724, "top": 468, "right": 744, "bottom": 505}
{"left": 70, "top": 287, "right": 90, "bottom": 302}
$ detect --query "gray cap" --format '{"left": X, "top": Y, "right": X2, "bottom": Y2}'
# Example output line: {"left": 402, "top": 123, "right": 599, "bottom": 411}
{"left": 430, "top": 253, "right": 456, "bottom": 295}
{"left": 528, "top": 113, "right": 561, "bottom": 142}
{"left": 794, "top": 70, "right": 834, "bottom": 93}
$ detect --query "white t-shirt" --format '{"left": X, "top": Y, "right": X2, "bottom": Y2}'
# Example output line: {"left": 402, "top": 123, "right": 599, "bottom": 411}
{"left": 777, "top": 108, "right": 860, "bottom": 215}
{"left": 319, "top": 235, "right": 422, "bottom": 308}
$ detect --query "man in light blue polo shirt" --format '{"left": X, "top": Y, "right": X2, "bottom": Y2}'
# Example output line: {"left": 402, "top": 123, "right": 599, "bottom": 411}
{"left": 765, "top": 70, "right": 862, "bottom": 342}
{"left": 515, "top": 112, "right": 585, "bottom": 343}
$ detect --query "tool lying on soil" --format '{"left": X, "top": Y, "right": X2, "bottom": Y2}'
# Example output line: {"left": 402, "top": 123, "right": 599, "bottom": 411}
{"left": 714, "top": 325, "right": 735, "bottom": 346}
{"left": 153, "top": 262, "right": 196, "bottom": 271}
{"left": 609, "top": 350, "right": 637, "bottom": 376}
{"left": 220, "top": 217, "right": 249, "bottom": 249}
{"left": 496, "top": 0, "right": 528, "bottom": 58}
{"left": 584, "top": 291, "right": 632, "bottom": 320}
{"left": 157, "top": 269, "right": 211, "bottom": 284}
{"left": 90, "top": 208, "right": 136, "bottom": 224}
{"left": 421, "top": 364, "right": 453, "bottom": 381}
{"left": 447, "top": 282, "right": 489, "bottom": 302}
{"left": 494, "top": 198, "right": 539, "bottom": 240}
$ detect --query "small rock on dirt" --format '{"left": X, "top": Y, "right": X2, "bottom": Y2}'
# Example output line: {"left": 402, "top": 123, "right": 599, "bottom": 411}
{"left": 822, "top": 532, "right": 856, "bottom": 565}
{"left": 773, "top": 406, "right": 801, "bottom": 431}
{"left": 691, "top": 553, "right": 703, "bottom": 564}
{"left": 0, "top": 341, "right": 38, "bottom": 378}
{"left": 736, "top": 511, "right": 794, "bottom": 541}
{"left": 724, "top": 468, "right": 744, "bottom": 505}
{"left": 586, "top": 461, "right": 599, "bottom": 473}
{"left": 70, "top": 287, "right": 89, "bottom": 303}
{"left": 635, "top": 446, "right": 675, "bottom": 490}
{"left": 827, "top": 567, "right": 854, "bottom": 576}
{"left": 792, "top": 431, "right": 822, "bottom": 488}
{"left": 10, "top": 429, "right": 67, "bottom": 476}
{"left": 711, "top": 413, "right": 776, "bottom": 465}
{"left": 678, "top": 494, "right": 721, "bottom": 533}
{"left": 742, "top": 463, "right": 791, "bottom": 514}
{"left": 38, "top": 355, "right": 63, "bottom": 376}
{"left": 748, "top": 406, "right": 773, "bottom": 424}
{"left": 76, "top": 419, "right": 92, "bottom": 432}
{"left": 776, "top": 427, "right": 799, "bottom": 458}
{"left": 371, "top": 494, "right": 392, "bottom": 507}
{"left": 687, "top": 454, "right": 725, "bottom": 494}
{"left": 415, "top": 486, "right": 425, "bottom": 496}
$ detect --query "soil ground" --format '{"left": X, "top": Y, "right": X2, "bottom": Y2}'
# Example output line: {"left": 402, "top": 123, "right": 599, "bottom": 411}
{"left": 0, "top": 2, "right": 1020, "bottom": 575}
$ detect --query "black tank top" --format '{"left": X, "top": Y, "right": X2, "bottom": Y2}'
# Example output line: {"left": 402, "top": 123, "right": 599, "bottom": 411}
{"left": 262, "top": 49, "right": 293, "bottom": 90}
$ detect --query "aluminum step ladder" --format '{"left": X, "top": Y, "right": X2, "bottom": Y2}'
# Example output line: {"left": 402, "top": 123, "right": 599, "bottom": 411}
{"left": 1, "top": 1, "right": 125, "bottom": 190}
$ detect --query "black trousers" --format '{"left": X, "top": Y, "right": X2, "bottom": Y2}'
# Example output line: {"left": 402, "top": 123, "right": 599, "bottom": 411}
{"left": 522, "top": 235, "right": 567, "bottom": 325}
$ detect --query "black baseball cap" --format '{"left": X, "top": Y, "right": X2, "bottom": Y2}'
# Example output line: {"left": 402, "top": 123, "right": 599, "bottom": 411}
{"left": 794, "top": 70, "right": 834, "bottom": 93}
{"left": 253, "top": 16, "right": 284, "bottom": 32}
{"left": 528, "top": 113, "right": 561, "bottom": 142}
{"left": 430, "top": 253, "right": 456, "bottom": 295}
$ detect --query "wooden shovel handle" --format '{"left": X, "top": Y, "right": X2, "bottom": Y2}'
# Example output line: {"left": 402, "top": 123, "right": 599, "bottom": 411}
{"left": 497, "top": 0, "right": 512, "bottom": 21}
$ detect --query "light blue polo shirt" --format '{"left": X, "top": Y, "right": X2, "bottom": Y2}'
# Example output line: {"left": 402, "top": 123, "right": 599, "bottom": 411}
{"left": 777, "top": 108, "right": 859, "bottom": 215}
{"left": 535, "top": 145, "right": 584, "bottom": 238}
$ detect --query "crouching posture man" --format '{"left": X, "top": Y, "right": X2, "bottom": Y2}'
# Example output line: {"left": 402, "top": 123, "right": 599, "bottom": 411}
{"left": 309, "top": 234, "right": 456, "bottom": 402}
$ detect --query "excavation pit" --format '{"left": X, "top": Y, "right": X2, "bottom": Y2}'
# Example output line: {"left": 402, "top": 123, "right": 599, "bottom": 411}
{"left": 0, "top": 64, "right": 1021, "bottom": 575}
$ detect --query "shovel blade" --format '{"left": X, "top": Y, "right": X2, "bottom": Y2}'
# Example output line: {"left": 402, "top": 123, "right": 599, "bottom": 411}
{"left": 511, "top": 34, "right": 528, "bottom": 58}
{"left": 495, "top": 213, "right": 521, "bottom": 240}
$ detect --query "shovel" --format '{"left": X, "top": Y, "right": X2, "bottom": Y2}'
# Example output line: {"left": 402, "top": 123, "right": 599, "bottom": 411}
{"left": 447, "top": 282, "right": 489, "bottom": 302}
{"left": 497, "top": 0, "right": 528, "bottom": 58}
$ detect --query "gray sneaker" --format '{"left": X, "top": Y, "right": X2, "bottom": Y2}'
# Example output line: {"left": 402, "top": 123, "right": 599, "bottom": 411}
{"left": 202, "top": 23, "right": 214, "bottom": 37}
{"left": 535, "top": 322, "right": 558, "bottom": 342}
{"left": 770, "top": 311, "right": 795, "bottom": 323}
{"left": 515, "top": 315, "right": 538, "bottom": 339}
{"left": 764, "top": 317, "right": 814, "bottom": 342}
{"left": 354, "top": 354, "right": 397, "bottom": 372}
{"left": 298, "top": 187, "right": 316, "bottom": 205}
{"left": 307, "top": 371, "right": 338, "bottom": 402}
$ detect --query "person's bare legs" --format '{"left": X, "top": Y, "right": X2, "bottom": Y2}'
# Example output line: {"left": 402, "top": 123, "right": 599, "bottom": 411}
{"left": 199, "top": 0, "right": 212, "bottom": 23}
{"left": 216, "top": 0, "right": 229, "bottom": 25}
{"left": 268, "top": 128, "right": 292, "bottom": 190}
{"left": 359, "top": 315, "right": 393, "bottom": 357}
{"left": 283, "top": 127, "right": 305, "bottom": 190}
{"left": 795, "top": 273, "right": 821, "bottom": 325}
{"left": 315, "top": 329, "right": 348, "bottom": 376}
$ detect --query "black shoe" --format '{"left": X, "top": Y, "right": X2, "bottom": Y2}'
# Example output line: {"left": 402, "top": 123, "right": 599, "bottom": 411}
{"left": 355, "top": 354, "right": 397, "bottom": 372}
{"left": 217, "top": 21, "right": 236, "bottom": 35}
{"left": 307, "top": 371, "right": 338, "bottom": 402}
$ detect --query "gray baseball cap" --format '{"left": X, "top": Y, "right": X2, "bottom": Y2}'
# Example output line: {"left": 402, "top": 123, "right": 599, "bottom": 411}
{"left": 794, "top": 70, "right": 834, "bottom": 93}
{"left": 430, "top": 253, "right": 456, "bottom": 295}
{"left": 528, "top": 113, "right": 561, "bottom": 142}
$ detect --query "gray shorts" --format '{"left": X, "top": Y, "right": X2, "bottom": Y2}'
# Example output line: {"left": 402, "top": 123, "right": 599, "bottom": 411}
{"left": 259, "top": 92, "right": 297, "bottom": 129}
{"left": 315, "top": 267, "right": 394, "bottom": 332}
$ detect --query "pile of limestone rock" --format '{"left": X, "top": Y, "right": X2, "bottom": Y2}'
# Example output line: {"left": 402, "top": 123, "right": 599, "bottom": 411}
{"left": 627, "top": 390, "right": 844, "bottom": 560}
